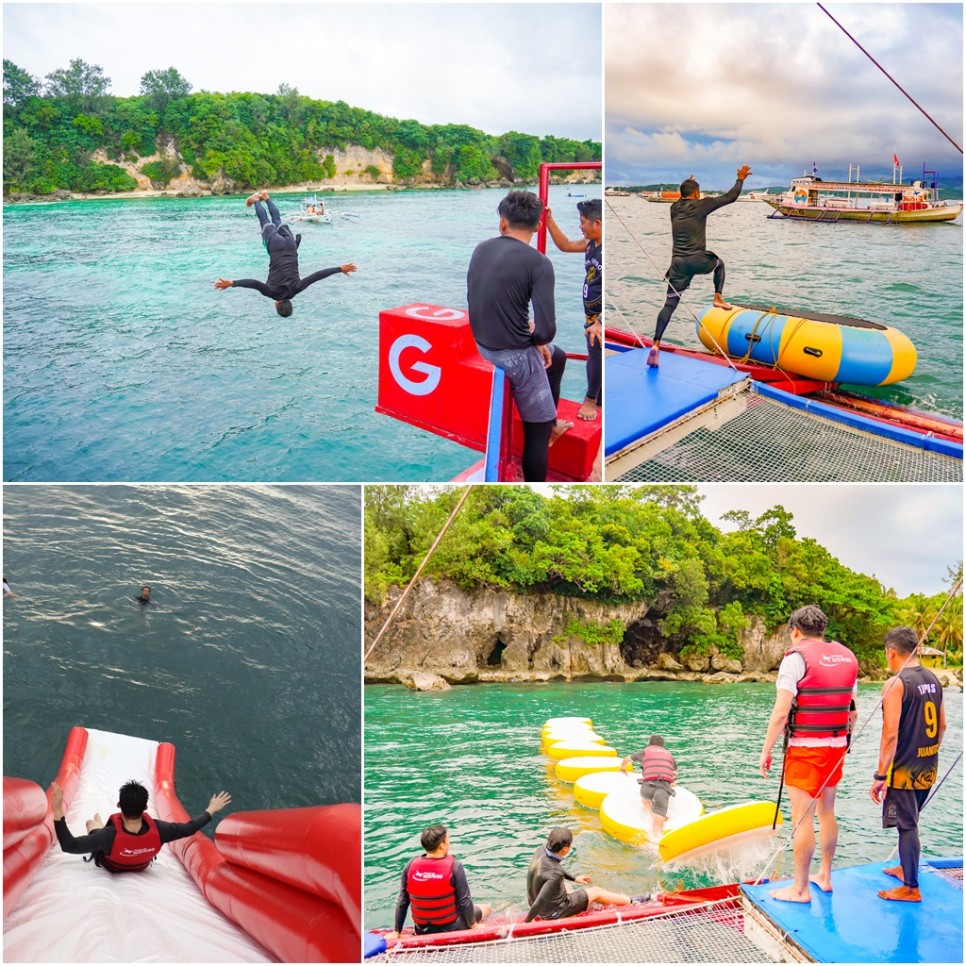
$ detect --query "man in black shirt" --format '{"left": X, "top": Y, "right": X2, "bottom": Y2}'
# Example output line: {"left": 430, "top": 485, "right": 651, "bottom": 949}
{"left": 51, "top": 779, "right": 231, "bottom": 872}
{"left": 525, "top": 827, "right": 641, "bottom": 921}
{"left": 649, "top": 164, "right": 751, "bottom": 367}
{"left": 467, "top": 191, "right": 568, "bottom": 482}
{"left": 214, "top": 191, "right": 356, "bottom": 316}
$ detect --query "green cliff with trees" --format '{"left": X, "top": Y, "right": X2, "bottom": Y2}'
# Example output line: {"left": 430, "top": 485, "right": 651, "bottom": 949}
{"left": 3, "top": 58, "right": 601, "bottom": 196}
{"left": 365, "top": 485, "right": 963, "bottom": 670}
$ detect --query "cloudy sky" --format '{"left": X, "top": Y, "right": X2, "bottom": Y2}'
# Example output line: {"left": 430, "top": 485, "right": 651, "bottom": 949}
{"left": 3, "top": 2, "right": 602, "bottom": 141}
{"left": 606, "top": 2, "right": 963, "bottom": 187}
{"left": 695, "top": 484, "right": 962, "bottom": 598}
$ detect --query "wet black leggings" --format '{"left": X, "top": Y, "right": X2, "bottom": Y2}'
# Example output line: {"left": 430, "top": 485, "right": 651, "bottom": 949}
{"left": 897, "top": 825, "right": 921, "bottom": 888}
{"left": 655, "top": 253, "right": 726, "bottom": 342}
{"left": 521, "top": 420, "right": 555, "bottom": 481}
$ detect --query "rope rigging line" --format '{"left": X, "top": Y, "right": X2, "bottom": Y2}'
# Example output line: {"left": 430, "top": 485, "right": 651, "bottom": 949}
{"left": 752, "top": 573, "right": 963, "bottom": 884}
{"left": 885, "top": 751, "right": 962, "bottom": 861}
{"left": 605, "top": 200, "right": 738, "bottom": 371}
{"left": 364, "top": 487, "right": 473, "bottom": 663}
{"left": 817, "top": 3, "right": 963, "bottom": 154}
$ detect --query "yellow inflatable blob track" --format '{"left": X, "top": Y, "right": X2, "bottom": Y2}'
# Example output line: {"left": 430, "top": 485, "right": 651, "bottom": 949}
{"left": 599, "top": 783, "right": 703, "bottom": 847}
{"left": 554, "top": 756, "right": 623, "bottom": 784}
{"left": 573, "top": 770, "right": 639, "bottom": 810}
{"left": 658, "top": 801, "right": 783, "bottom": 863}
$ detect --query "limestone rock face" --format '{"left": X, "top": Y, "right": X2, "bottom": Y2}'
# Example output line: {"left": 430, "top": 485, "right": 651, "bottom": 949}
{"left": 402, "top": 671, "right": 451, "bottom": 692}
{"left": 739, "top": 616, "right": 789, "bottom": 671}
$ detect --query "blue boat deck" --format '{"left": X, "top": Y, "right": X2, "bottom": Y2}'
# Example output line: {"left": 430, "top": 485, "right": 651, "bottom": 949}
{"left": 742, "top": 859, "right": 963, "bottom": 963}
{"left": 605, "top": 347, "right": 747, "bottom": 456}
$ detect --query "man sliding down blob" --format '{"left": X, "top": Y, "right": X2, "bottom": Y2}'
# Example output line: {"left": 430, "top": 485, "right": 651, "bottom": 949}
{"left": 214, "top": 191, "right": 356, "bottom": 316}
{"left": 51, "top": 779, "right": 231, "bottom": 872}
{"left": 648, "top": 164, "right": 751, "bottom": 367}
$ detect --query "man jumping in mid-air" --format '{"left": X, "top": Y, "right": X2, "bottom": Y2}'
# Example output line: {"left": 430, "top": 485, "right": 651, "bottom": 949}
{"left": 648, "top": 164, "right": 751, "bottom": 367}
{"left": 214, "top": 191, "right": 356, "bottom": 316}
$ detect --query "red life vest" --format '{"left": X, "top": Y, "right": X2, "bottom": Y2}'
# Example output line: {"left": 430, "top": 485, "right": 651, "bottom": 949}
{"left": 787, "top": 638, "right": 858, "bottom": 740}
{"left": 640, "top": 745, "right": 676, "bottom": 782}
{"left": 100, "top": 813, "right": 162, "bottom": 872}
{"left": 407, "top": 855, "right": 458, "bottom": 927}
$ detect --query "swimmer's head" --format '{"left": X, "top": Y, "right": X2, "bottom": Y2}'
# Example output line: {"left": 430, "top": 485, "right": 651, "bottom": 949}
{"left": 680, "top": 178, "right": 700, "bottom": 198}
{"left": 546, "top": 826, "right": 573, "bottom": 854}
{"left": 118, "top": 780, "right": 149, "bottom": 819}
{"left": 275, "top": 299, "right": 294, "bottom": 318}
{"left": 498, "top": 190, "right": 543, "bottom": 232}
{"left": 139, "top": 585, "right": 151, "bottom": 600}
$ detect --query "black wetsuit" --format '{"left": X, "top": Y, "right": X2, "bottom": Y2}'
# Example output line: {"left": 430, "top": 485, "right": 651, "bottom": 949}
{"left": 654, "top": 177, "right": 744, "bottom": 341}
{"left": 232, "top": 198, "right": 343, "bottom": 302}
{"left": 394, "top": 855, "right": 480, "bottom": 934}
{"left": 54, "top": 811, "right": 212, "bottom": 870}
{"left": 583, "top": 239, "right": 602, "bottom": 404}
{"left": 525, "top": 847, "right": 588, "bottom": 921}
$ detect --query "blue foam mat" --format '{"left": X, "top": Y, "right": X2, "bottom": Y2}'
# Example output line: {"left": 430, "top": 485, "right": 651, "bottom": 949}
{"left": 605, "top": 348, "right": 746, "bottom": 455}
{"left": 741, "top": 860, "right": 963, "bottom": 963}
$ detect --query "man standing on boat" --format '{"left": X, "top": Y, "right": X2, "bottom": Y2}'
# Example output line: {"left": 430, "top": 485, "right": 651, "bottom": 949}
{"left": 545, "top": 199, "right": 603, "bottom": 421}
{"left": 620, "top": 734, "right": 678, "bottom": 839}
{"left": 467, "top": 190, "right": 570, "bottom": 481}
{"left": 648, "top": 164, "right": 751, "bottom": 367}
{"left": 759, "top": 604, "right": 858, "bottom": 903}
{"left": 388, "top": 824, "right": 492, "bottom": 938}
{"left": 525, "top": 827, "right": 643, "bottom": 921}
{"left": 50, "top": 779, "right": 231, "bottom": 872}
{"left": 214, "top": 191, "right": 356, "bottom": 317}
{"left": 870, "top": 626, "right": 946, "bottom": 903}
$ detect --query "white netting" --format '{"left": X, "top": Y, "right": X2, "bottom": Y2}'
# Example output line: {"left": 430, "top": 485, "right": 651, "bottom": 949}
{"left": 370, "top": 900, "right": 774, "bottom": 963}
{"left": 610, "top": 390, "right": 962, "bottom": 483}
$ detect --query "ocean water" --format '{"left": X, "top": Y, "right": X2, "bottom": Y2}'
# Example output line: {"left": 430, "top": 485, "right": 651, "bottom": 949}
{"left": 2, "top": 484, "right": 362, "bottom": 824}
{"left": 3, "top": 186, "right": 599, "bottom": 483}
{"left": 363, "top": 680, "right": 963, "bottom": 929}
{"left": 605, "top": 196, "right": 963, "bottom": 419}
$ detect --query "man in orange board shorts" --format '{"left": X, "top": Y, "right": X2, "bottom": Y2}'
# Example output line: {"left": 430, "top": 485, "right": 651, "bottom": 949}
{"left": 759, "top": 605, "right": 858, "bottom": 903}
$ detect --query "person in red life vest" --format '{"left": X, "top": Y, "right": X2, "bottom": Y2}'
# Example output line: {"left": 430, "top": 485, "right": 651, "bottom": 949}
{"left": 387, "top": 824, "right": 492, "bottom": 940}
{"left": 50, "top": 779, "right": 231, "bottom": 872}
{"left": 759, "top": 604, "right": 858, "bottom": 903}
{"left": 870, "top": 625, "right": 946, "bottom": 903}
{"left": 620, "top": 734, "right": 678, "bottom": 838}
{"left": 525, "top": 826, "right": 646, "bottom": 921}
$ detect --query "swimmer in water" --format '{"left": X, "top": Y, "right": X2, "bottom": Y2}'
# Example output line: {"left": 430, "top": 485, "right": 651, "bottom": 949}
{"left": 214, "top": 191, "right": 357, "bottom": 316}
{"left": 3, "top": 576, "right": 16, "bottom": 598}
{"left": 135, "top": 585, "right": 152, "bottom": 605}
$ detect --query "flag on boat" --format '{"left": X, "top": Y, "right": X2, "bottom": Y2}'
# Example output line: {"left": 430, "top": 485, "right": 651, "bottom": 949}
{"left": 893, "top": 152, "right": 901, "bottom": 167}
{"left": 812, "top": 161, "right": 819, "bottom": 176}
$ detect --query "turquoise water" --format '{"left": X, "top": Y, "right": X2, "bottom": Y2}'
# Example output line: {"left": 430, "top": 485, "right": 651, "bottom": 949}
{"left": 606, "top": 197, "right": 963, "bottom": 419}
{"left": 363, "top": 681, "right": 963, "bottom": 929}
{"left": 3, "top": 485, "right": 361, "bottom": 822}
{"left": 3, "top": 187, "right": 598, "bottom": 482}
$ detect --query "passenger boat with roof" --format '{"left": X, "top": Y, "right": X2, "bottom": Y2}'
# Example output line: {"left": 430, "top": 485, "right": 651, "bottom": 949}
{"left": 764, "top": 165, "right": 962, "bottom": 223}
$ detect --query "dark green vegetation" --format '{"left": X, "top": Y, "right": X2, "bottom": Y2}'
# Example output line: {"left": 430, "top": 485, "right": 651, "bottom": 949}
{"left": 365, "top": 485, "right": 963, "bottom": 668}
{"left": 3, "top": 59, "right": 601, "bottom": 196}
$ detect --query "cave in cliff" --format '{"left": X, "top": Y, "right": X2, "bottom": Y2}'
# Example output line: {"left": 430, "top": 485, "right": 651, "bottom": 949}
{"left": 620, "top": 616, "right": 672, "bottom": 667}
{"left": 479, "top": 637, "right": 507, "bottom": 668}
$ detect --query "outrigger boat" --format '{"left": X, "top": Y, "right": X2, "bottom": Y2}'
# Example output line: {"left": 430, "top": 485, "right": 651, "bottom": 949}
{"left": 764, "top": 165, "right": 962, "bottom": 223}
{"left": 286, "top": 194, "right": 332, "bottom": 224}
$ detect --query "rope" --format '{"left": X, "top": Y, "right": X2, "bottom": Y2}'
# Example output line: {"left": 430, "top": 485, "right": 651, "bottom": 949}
{"left": 753, "top": 574, "right": 963, "bottom": 884}
{"left": 605, "top": 199, "right": 738, "bottom": 371}
{"left": 884, "top": 752, "right": 962, "bottom": 861}
{"left": 363, "top": 487, "right": 473, "bottom": 663}
{"left": 817, "top": 3, "right": 963, "bottom": 154}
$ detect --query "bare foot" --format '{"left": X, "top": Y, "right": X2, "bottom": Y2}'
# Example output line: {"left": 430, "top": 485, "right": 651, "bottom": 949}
{"left": 577, "top": 402, "right": 597, "bottom": 421}
{"left": 646, "top": 346, "right": 660, "bottom": 368}
{"left": 260, "top": 190, "right": 269, "bottom": 201}
{"left": 810, "top": 874, "right": 833, "bottom": 893}
{"left": 550, "top": 420, "right": 574, "bottom": 446}
{"left": 882, "top": 865, "right": 904, "bottom": 880}
{"left": 85, "top": 812, "right": 104, "bottom": 833}
{"left": 769, "top": 884, "right": 811, "bottom": 903}
{"left": 713, "top": 297, "right": 734, "bottom": 310}
{"left": 878, "top": 885, "right": 921, "bottom": 902}
{"left": 245, "top": 192, "right": 261, "bottom": 207}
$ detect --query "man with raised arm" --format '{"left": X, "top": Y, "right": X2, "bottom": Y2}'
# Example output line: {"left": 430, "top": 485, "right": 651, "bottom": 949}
{"left": 870, "top": 626, "right": 946, "bottom": 903}
{"left": 51, "top": 779, "right": 231, "bottom": 873}
{"left": 648, "top": 164, "right": 751, "bottom": 367}
{"left": 545, "top": 198, "right": 603, "bottom": 421}
{"left": 214, "top": 191, "right": 356, "bottom": 317}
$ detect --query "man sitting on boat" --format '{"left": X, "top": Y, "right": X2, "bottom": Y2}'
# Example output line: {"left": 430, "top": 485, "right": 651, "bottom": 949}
{"left": 620, "top": 734, "right": 678, "bottom": 839}
{"left": 50, "top": 779, "right": 231, "bottom": 872}
{"left": 648, "top": 164, "right": 751, "bottom": 367}
{"left": 214, "top": 191, "right": 356, "bottom": 317}
{"left": 870, "top": 625, "right": 946, "bottom": 904}
{"left": 388, "top": 824, "right": 492, "bottom": 938}
{"left": 759, "top": 604, "right": 858, "bottom": 903}
{"left": 467, "top": 190, "right": 570, "bottom": 482}
{"left": 525, "top": 826, "right": 642, "bottom": 921}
